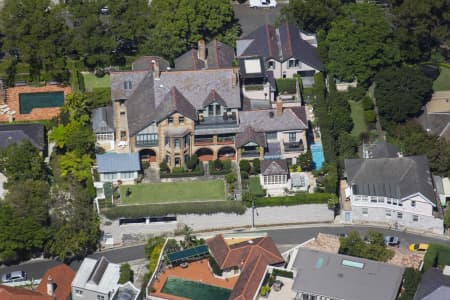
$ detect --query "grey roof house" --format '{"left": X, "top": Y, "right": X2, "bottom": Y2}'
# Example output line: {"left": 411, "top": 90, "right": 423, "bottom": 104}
{"left": 0, "top": 123, "right": 46, "bottom": 154}
{"left": 291, "top": 248, "right": 404, "bottom": 300}
{"left": 414, "top": 267, "right": 450, "bottom": 300}
{"left": 96, "top": 153, "right": 140, "bottom": 183}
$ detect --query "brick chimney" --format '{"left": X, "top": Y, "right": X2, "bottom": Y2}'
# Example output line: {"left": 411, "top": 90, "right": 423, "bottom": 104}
{"left": 152, "top": 59, "right": 160, "bottom": 80}
{"left": 46, "top": 276, "right": 54, "bottom": 296}
{"left": 198, "top": 39, "right": 206, "bottom": 61}
{"left": 276, "top": 98, "right": 283, "bottom": 116}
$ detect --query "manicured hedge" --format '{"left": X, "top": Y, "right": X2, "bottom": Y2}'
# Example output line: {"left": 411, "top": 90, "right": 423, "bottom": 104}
{"left": 253, "top": 193, "right": 337, "bottom": 208}
{"left": 423, "top": 243, "right": 450, "bottom": 271}
{"left": 276, "top": 79, "right": 297, "bottom": 94}
{"left": 103, "top": 201, "right": 246, "bottom": 219}
{"left": 160, "top": 169, "right": 204, "bottom": 178}
{"left": 272, "top": 269, "right": 293, "bottom": 278}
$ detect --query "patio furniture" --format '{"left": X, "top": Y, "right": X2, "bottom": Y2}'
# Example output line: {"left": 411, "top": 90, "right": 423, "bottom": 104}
{"left": 272, "top": 280, "right": 283, "bottom": 292}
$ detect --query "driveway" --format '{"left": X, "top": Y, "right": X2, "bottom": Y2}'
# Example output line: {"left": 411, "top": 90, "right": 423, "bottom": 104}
{"left": 233, "top": 1, "right": 287, "bottom": 37}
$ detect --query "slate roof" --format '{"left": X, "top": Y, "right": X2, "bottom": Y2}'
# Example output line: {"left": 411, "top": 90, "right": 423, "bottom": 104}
{"left": 111, "top": 70, "right": 148, "bottom": 100}
{"left": 151, "top": 87, "right": 197, "bottom": 122}
{"left": 206, "top": 235, "right": 284, "bottom": 300}
{"left": 417, "top": 112, "right": 450, "bottom": 141}
{"left": 174, "top": 40, "right": 234, "bottom": 71}
{"left": 37, "top": 264, "right": 76, "bottom": 300}
{"left": 235, "top": 126, "right": 266, "bottom": 147}
{"left": 414, "top": 268, "right": 450, "bottom": 300}
{"left": 261, "top": 160, "right": 289, "bottom": 176}
{"left": 237, "top": 22, "right": 324, "bottom": 70}
{"left": 345, "top": 155, "right": 436, "bottom": 203}
{"left": 96, "top": 153, "right": 140, "bottom": 173}
{"left": 132, "top": 56, "right": 170, "bottom": 72}
{"left": 292, "top": 248, "right": 404, "bottom": 300}
{"left": 364, "top": 141, "right": 400, "bottom": 159}
{"left": 0, "top": 123, "right": 45, "bottom": 150}
{"left": 92, "top": 105, "right": 114, "bottom": 133}
{"left": 239, "top": 108, "right": 308, "bottom": 132}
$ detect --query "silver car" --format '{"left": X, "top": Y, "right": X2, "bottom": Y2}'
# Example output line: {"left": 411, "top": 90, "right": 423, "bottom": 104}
{"left": 1, "top": 271, "right": 27, "bottom": 283}
{"left": 384, "top": 236, "right": 400, "bottom": 246}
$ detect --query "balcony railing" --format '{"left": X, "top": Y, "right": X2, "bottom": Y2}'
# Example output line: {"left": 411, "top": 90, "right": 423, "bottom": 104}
{"left": 196, "top": 116, "right": 238, "bottom": 130}
{"left": 194, "top": 137, "right": 214, "bottom": 146}
{"left": 217, "top": 136, "right": 235, "bottom": 144}
{"left": 136, "top": 140, "right": 158, "bottom": 147}
{"left": 283, "top": 141, "right": 304, "bottom": 152}
{"left": 241, "top": 150, "right": 260, "bottom": 158}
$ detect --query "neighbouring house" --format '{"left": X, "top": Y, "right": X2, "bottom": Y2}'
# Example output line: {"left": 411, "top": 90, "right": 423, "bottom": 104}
{"left": 95, "top": 153, "right": 141, "bottom": 183}
{"left": 112, "top": 282, "right": 140, "bottom": 300}
{"left": 0, "top": 285, "right": 53, "bottom": 300}
{"left": 433, "top": 175, "right": 450, "bottom": 208}
{"left": 175, "top": 39, "right": 235, "bottom": 71}
{"left": 239, "top": 56, "right": 276, "bottom": 103}
{"left": 92, "top": 106, "right": 115, "bottom": 151}
{"left": 260, "top": 159, "right": 289, "bottom": 196}
{"left": 0, "top": 123, "right": 46, "bottom": 155}
{"left": 414, "top": 267, "right": 450, "bottom": 300}
{"left": 206, "top": 234, "right": 284, "bottom": 300}
{"left": 290, "top": 248, "right": 404, "bottom": 300}
{"left": 71, "top": 257, "right": 120, "bottom": 300}
{"left": 37, "top": 264, "right": 76, "bottom": 300}
{"left": 236, "top": 22, "right": 324, "bottom": 85}
{"left": 417, "top": 91, "right": 450, "bottom": 141}
{"left": 343, "top": 142, "right": 443, "bottom": 234}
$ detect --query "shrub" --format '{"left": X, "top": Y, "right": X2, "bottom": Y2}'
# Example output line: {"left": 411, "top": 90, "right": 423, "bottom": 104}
{"left": 260, "top": 285, "right": 270, "bottom": 296}
{"left": 119, "top": 263, "right": 133, "bottom": 284}
{"left": 222, "top": 159, "right": 232, "bottom": 171}
{"left": 186, "top": 154, "right": 198, "bottom": 170}
{"left": 159, "top": 161, "right": 170, "bottom": 173}
{"left": 103, "top": 201, "right": 247, "bottom": 219}
{"left": 253, "top": 193, "right": 337, "bottom": 207}
{"left": 423, "top": 243, "right": 450, "bottom": 271}
{"left": 252, "top": 158, "right": 261, "bottom": 174}
{"left": 272, "top": 269, "right": 294, "bottom": 278}
{"left": 346, "top": 86, "right": 366, "bottom": 101}
{"left": 214, "top": 159, "right": 223, "bottom": 170}
{"left": 365, "top": 110, "right": 376, "bottom": 123}
{"left": 225, "top": 173, "right": 237, "bottom": 184}
{"left": 398, "top": 268, "right": 422, "bottom": 300}
{"left": 240, "top": 160, "right": 251, "bottom": 173}
{"left": 240, "top": 170, "right": 249, "bottom": 179}
{"left": 361, "top": 96, "right": 374, "bottom": 110}
{"left": 172, "top": 167, "right": 185, "bottom": 174}
{"left": 141, "top": 161, "right": 150, "bottom": 169}
{"left": 209, "top": 161, "right": 232, "bottom": 175}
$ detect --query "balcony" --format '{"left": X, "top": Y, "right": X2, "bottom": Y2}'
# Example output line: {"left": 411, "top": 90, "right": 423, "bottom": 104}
{"left": 194, "top": 136, "right": 214, "bottom": 146}
{"left": 241, "top": 150, "right": 260, "bottom": 158}
{"left": 135, "top": 134, "right": 158, "bottom": 147}
{"left": 283, "top": 141, "right": 304, "bottom": 152}
{"left": 195, "top": 116, "right": 238, "bottom": 130}
{"left": 136, "top": 140, "right": 158, "bottom": 147}
{"left": 217, "top": 136, "right": 235, "bottom": 145}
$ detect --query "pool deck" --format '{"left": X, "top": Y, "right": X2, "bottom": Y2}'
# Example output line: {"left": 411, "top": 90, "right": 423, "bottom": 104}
{"left": 0, "top": 84, "right": 71, "bottom": 121}
{"left": 151, "top": 258, "right": 237, "bottom": 300}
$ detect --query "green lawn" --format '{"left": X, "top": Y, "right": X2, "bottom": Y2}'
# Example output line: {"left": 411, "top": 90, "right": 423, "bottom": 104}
{"left": 81, "top": 72, "right": 110, "bottom": 90}
{"left": 249, "top": 176, "right": 266, "bottom": 197}
{"left": 120, "top": 180, "right": 225, "bottom": 204}
{"left": 349, "top": 100, "right": 368, "bottom": 137}
{"left": 433, "top": 67, "right": 450, "bottom": 91}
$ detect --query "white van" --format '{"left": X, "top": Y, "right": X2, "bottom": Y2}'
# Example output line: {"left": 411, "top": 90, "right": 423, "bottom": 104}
{"left": 249, "top": 0, "right": 277, "bottom": 8}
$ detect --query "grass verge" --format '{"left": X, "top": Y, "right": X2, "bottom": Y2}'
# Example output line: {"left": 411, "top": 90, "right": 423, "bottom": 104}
{"left": 349, "top": 100, "right": 368, "bottom": 137}
{"left": 81, "top": 72, "right": 110, "bottom": 91}
{"left": 253, "top": 192, "right": 336, "bottom": 208}
{"left": 433, "top": 66, "right": 450, "bottom": 91}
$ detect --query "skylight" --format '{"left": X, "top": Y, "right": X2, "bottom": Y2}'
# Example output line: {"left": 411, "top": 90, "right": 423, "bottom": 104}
{"left": 342, "top": 259, "right": 364, "bottom": 269}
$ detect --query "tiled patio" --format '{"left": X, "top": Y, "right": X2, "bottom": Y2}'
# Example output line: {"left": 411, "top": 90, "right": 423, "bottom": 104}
{"left": 2, "top": 84, "right": 71, "bottom": 121}
{"left": 151, "top": 258, "right": 238, "bottom": 300}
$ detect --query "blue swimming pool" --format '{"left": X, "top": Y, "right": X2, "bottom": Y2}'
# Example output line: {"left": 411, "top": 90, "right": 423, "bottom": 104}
{"left": 310, "top": 143, "right": 324, "bottom": 170}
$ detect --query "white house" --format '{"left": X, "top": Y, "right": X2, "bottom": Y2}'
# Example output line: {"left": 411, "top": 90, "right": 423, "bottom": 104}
{"left": 343, "top": 149, "right": 443, "bottom": 234}
{"left": 96, "top": 153, "right": 141, "bottom": 183}
{"left": 92, "top": 106, "right": 115, "bottom": 152}
{"left": 236, "top": 22, "right": 324, "bottom": 87}
{"left": 260, "top": 160, "right": 289, "bottom": 196}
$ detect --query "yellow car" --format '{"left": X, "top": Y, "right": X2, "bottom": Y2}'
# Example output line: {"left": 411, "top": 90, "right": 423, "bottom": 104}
{"left": 409, "top": 243, "right": 429, "bottom": 252}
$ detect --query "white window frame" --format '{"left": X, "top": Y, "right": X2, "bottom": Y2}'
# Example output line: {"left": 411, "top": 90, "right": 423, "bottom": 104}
{"left": 397, "top": 212, "right": 403, "bottom": 219}
{"left": 362, "top": 207, "right": 368, "bottom": 216}
{"left": 412, "top": 215, "right": 419, "bottom": 222}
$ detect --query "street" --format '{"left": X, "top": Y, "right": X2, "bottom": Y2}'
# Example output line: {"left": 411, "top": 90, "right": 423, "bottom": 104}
{"left": 1, "top": 224, "right": 449, "bottom": 280}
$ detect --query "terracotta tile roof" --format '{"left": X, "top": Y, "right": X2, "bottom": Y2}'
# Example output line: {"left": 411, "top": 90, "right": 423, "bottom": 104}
{"left": 0, "top": 285, "right": 52, "bottom": 300}
{"left": 207, "top": 235, "right": 284, "bottom": 300}
{"left": 37, "top": 264, "right": 76, "bottom": 300}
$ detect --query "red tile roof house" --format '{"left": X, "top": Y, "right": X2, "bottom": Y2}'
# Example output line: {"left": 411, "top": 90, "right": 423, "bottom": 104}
{"left": 206, "top": 234, "right": 284, "bottom": 300}
{"left": 0, "top": 264, "right": 75, "bottom": 300}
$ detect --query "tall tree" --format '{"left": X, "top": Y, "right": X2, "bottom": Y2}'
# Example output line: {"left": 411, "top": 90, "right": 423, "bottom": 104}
{"left": 388, "top": 0, "right": 450, "bottom": 62}
{"left": 375, "top": 65, "right": 432, "bottom": 124}
{"left": 144, "top": 0, "right": 240, "bottom": 63}
{"left": 0, "top": 0, "right": 68, "bottom": 81}
{"left": 324, "top": 3, "right": 400, "bottom": 83}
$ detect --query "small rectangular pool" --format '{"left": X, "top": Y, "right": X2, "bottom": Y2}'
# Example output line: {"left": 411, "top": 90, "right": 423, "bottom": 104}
{"left": 19, "top": 92, "right": 64, "bottom": 114}
{"left": 161, "top": 277, "right": 231, "bottom": 300}
{"left": 310, "top": 143, "right": 324, "bottom": 170}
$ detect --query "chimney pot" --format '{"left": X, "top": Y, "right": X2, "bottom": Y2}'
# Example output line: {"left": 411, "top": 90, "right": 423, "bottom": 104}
{"left": 198, "top": 39, "right": 206, "bottom": 61}
{"left": 47, "top": 276, "right": 54, "bottom": 296}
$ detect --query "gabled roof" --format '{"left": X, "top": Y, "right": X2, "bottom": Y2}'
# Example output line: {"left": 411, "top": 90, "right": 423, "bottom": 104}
{"left": 239, "top": 108, "right": 308, "bottom": 132}
{"left": 345, "top": 155, "right": 435, "bottom": 203}
{"left": 202, "top": 89, "right": 227, "bottom": 107}
{"left": 111, "top": 71, "right": 148, "bottom": 100}
{"left": 92, "top": 105, "right": 114, "bottom": 133}
{"left": 132, "top": 56, "right": 170, "bottom": 72}
{"left": 37, "top": 264, "right": 75, "bottom": 300}
{"left": 237, "top": 22, "right": 324, "bottom": 71}
{"left": 151, "top": 87, "right": 197, "bottom": 122}
{"left": 414, "top": 268, "right": 450, "bottom": 300}
{"left": 236, "top": 126, "right": 266, "bottom": 148}
{"left": 72, "top": 257, "right": 120, "bottom": 295}
{"left": 175, "top": 40, "right": 235, "bottom": 71}
{"left": 261, "top": 160, "right": 289, "bottom": 176}
{"left": 96, "top": 153, "right": 141, "bottom": 173}
{"left": 0, "top": 123, "right": 45, "bottom": 151}
{"left": 0, "top": 285, "right": 51, "bottom": 300}
{"left": 364, "top": 141, "right": 400, "bottom": 159}
{"left": 207, "top": 235, "right": 283, "bottom": 300}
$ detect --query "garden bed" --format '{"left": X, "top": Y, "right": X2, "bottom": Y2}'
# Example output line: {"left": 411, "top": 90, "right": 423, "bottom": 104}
{"left": 252, "top": 192, "right": 337, "bottom": 208}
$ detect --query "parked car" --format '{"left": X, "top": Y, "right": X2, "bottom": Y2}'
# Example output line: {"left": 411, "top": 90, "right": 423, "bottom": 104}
{"left": 249, "top": 0, "right": 277, "bottom": 8}
{"left": 1, "top": 271, "right": 27, "bottom": 283}
{"left": 409, "top": 243, "right": 429, "bottom": 252}
{"left": 384, "top": 236, "right": 400, "bottom": 246}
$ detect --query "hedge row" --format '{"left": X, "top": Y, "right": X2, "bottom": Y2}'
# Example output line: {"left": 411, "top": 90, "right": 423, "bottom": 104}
{"left": 253, "top": 192, "right": 337, "bottom": 208}
{"left": 160, "top": 169, "right": 204, "bottom": 178}
{"left": 423, "top": 243, "right": 450, "bottom": 271}
{"left": 103, "top": 201, "right": 247, "bottom": 219}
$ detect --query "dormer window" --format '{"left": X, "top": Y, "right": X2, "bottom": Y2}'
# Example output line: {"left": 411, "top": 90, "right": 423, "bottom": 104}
{"left": 288, "top": 59, "right": 300, "bottom": 68}
{"left": 168, "top": 117, "right": 174, "bottom": 124}
{"left": 267, "top": 61, "right": 275, "bottom": 70}
{"left": 124, "top": 81, "right": 132, "bottom": 89}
